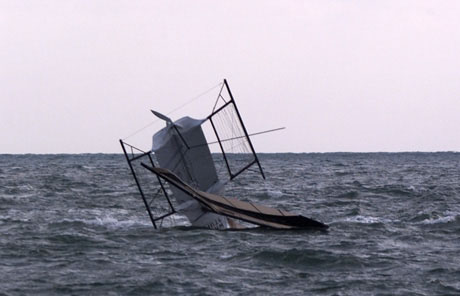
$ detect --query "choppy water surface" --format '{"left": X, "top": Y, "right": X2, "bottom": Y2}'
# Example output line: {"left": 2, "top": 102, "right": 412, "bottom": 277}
{"left": 1, "top": 153, "right": 459, "bottom": 295}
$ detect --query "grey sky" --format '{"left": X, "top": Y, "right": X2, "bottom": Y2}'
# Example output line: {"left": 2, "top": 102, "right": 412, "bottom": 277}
{"left": 1, "top": 1, "right": 459, "bottom": 153}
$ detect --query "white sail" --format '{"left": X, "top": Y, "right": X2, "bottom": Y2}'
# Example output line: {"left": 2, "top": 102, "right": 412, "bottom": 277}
{"left": 151, "top": 115, "right": 229, "bottom": 229}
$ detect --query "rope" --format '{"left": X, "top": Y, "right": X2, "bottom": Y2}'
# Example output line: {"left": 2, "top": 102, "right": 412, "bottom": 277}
{"left": 166, "top": 82, "right": 223, "bottom": 117}
{"left": 122, "top": 81, "right": 223, "bottom": 140}
{"left": 122, "top": 120, "right": 159, "bottom": 141}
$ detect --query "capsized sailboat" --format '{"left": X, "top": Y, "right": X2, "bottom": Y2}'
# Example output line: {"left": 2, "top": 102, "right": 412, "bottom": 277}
{"left": 120, "top": 79, "right": 328, "bottom": 230}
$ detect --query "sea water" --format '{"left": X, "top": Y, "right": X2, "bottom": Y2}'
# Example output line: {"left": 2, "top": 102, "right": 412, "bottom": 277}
{"left": 1, "top": 153, "right": 459, "bottom": 295}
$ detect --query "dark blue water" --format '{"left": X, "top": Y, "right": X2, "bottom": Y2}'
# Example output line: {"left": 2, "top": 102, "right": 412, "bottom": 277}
{"left": 1, "top": 153, "right": 459, "bottom": 295}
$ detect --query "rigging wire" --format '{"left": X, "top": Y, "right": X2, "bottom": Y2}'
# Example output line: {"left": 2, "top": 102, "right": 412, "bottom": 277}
{"left": 122, "top": 81, "right": 223, "bottom": 140}
{"left": 190, "top": 127, "right": 286, "bottom": 149}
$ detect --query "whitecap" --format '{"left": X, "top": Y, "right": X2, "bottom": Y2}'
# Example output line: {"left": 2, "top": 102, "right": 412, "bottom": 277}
{"left": 76, "top": 215, "right": 152, "bottom": 228}
{"left": 419, "top": 215, "right": 457, "bottom": 225}
{"left": 265, "top": 189, "right": 283, "bottom": 198}
{"left": 345, "top": 215, "right": 391, "bottom": 224}
{"left": 82, "top": 166, "right": 96, "bottom": 170}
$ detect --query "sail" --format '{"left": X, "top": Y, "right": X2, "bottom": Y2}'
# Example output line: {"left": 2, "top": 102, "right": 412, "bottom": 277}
{"left": 147, "top": 80, "right": 266, "bottom": 229}
{"left": 142, "top": 165, "right": 328, "bottom": 230}
{"left": 151, "top": 115, "right": 229, "bottom": 229}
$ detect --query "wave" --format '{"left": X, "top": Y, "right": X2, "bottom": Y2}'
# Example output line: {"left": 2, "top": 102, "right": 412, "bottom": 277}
{"left": 344, "top": 215, "right": 393, "bottom": 224}
{"left": 60, "top": 216, "right": 152, "bottom": 228}
{"left": 418, "top": 214, "right": 459, "bottom": 225}
{"left": 252, "top": 248, "right": 365, "bottom": 271}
